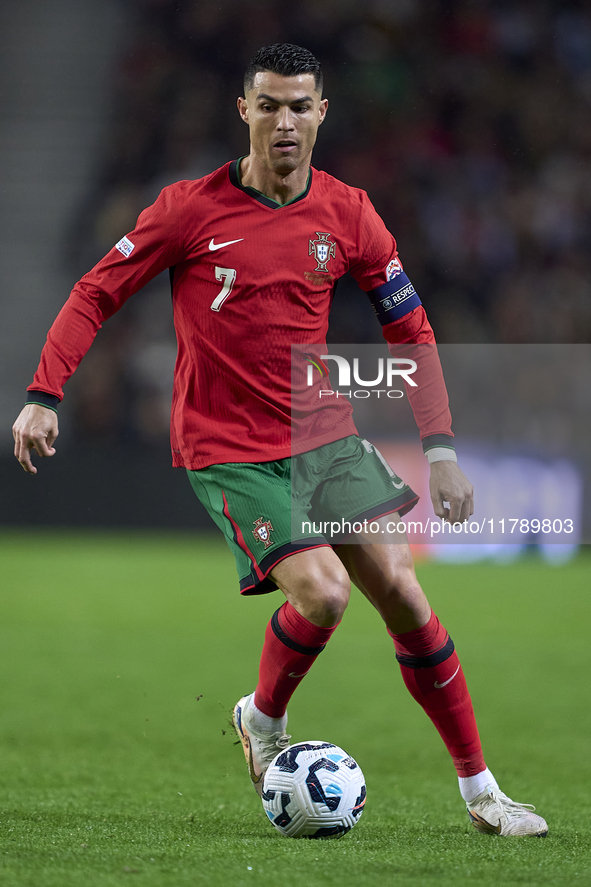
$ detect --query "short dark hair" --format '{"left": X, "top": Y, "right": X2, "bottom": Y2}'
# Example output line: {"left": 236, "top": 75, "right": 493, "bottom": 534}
{"left": 244, "top": 43, "right": 323, "bottom": 94}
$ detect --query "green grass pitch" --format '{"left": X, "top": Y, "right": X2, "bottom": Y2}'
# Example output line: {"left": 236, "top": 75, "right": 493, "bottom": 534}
{"left": 0, "top": 531, "right": 589, "bottom": 887}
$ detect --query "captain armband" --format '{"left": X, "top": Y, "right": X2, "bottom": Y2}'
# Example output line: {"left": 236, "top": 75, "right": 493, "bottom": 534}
{"left": 366, "top": 273, "right": 422, "bottom": 326}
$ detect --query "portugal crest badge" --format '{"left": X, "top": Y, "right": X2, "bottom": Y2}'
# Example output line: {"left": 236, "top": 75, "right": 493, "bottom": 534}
{"left": 252, "top": 516, "right": 275, "bottom": 549}
{"left": 309, "top": 232, "right": 336, "bottom": 272}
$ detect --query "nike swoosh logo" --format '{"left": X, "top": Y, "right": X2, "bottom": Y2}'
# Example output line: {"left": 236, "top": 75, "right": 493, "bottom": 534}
{"left": 468, "top": 810, "right": 502, "bottom": 834}
{"left": 391, "top": 480, "right": 406, "bottom": 490}
{"left": 288, "top": 671, "right": 310, "bottom": 678}
{"left": 208, "top": 238, "right": 244, "bottom": 251}
{"left": 246, "top": 737, "right": 263, "bottom": 786}
{"left": 234, "top": 704, "right": 263, "bottom": 788}
{"left": 434, "top": 664, "right": 461, "bottom": 689}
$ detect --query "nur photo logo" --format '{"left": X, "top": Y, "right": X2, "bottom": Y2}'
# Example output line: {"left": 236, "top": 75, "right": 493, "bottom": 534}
{"left": 303, "top": 352, "right": 418, "bottom": 399}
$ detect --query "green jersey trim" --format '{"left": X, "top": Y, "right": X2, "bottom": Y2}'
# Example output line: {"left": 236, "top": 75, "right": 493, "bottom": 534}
{"left": 25, "top": 391, "right": 60, "bottom": 412}
{"left": 229, "top": 158, "right": 312, "bottom": 208}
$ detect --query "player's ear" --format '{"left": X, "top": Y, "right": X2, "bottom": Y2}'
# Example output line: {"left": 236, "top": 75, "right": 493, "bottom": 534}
{"left": 318, "top": 98, "right": 328, "bottom": 125}
{"left": 237, "top": 96, "right": 249, "bottom": 124}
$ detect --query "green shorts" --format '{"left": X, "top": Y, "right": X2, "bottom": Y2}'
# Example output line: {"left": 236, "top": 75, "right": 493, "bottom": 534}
{"left": 187, "top": 435, "right": 418, "bottom": 595}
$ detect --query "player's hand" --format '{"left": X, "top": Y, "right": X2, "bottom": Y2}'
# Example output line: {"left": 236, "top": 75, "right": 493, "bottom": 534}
{"left": 12, "top": 404, "right": 59, "bottom": 475}
{"left": 429, "top": 460, "right": 473, "bottom": 524}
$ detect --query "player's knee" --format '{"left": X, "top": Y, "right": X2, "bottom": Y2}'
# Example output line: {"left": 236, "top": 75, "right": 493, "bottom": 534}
{"left": 316, "top": 580, "right": 350, "bottom": 625}
{"left": 371, "top": 559, "right": 426, "bottom": 618}
{"left": 387, "top": 560, "right": 420, "bottom": 597}
{"left": 290, "top": 562, "right": 350, "bottom": 627}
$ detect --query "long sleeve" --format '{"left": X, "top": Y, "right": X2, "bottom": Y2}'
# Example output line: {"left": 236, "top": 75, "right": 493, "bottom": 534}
{"left": 28, "top": 184, "right": 183, "bottom": 401}
{"left": 381, "top": 307, "right": 455, "bottom": 456}
{"left": 346, "top": 191, "right": 454, "bottom": 454}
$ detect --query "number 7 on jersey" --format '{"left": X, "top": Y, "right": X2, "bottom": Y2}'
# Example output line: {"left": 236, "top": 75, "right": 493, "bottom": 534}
{"left": 210, "top": 266, "right": 237, "bottom": 312}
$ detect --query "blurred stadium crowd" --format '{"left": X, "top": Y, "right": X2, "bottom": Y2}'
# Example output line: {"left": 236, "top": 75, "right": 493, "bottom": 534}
{"left": 64, "top": 0, "right": 591, "bottom": 444}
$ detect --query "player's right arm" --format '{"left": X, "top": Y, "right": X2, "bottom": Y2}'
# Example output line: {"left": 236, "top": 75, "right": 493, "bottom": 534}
{"left": 12, "top": 184, "right": 183, "bottom": 473}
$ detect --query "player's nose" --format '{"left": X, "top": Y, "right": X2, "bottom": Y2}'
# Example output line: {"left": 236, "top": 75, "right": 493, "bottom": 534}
{"left": 276, "top": 106, "right": 295, "bottom": 131}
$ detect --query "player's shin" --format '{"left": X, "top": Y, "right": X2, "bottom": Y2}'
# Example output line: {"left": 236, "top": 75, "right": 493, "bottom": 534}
{"left": 254, "top": 601, "right": 339, "bottom": 718}
{"left": 389, "top": 611, "right": 486, "bottom": 778}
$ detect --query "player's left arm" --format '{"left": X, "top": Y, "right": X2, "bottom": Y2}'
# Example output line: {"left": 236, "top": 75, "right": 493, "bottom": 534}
{"left": 349, "top": 193, "right": 473, "bottom": 522}
{"left": 381, "top": 306, "right": 474, "bottom": 523}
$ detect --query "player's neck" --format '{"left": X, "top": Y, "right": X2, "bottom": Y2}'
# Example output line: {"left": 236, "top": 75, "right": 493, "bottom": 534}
{"left": 239, "top": 155, "right": 311, "bottom": 206}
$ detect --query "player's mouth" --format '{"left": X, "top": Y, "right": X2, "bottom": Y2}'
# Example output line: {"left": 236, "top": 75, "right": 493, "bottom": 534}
{"left": 273, "top": 139, "right": 298, "bottom": 153}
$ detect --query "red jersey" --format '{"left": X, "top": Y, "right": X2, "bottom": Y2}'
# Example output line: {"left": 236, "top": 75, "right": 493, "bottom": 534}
{"left": 28, "top": 160, "right": 452, "bottom": 469}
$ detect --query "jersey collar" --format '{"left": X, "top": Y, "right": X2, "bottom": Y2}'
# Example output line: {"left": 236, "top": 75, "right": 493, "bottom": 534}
{"left": 229, "top": 157, "right": 312, "bottom": 208}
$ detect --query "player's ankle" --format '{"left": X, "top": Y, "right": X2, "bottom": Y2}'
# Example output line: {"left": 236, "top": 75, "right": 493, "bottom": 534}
{"left": 458, "top": 766, "right": 499, "bottom": 803}
{"left": 251, "top": 692, "right": 287, "bottom": 731}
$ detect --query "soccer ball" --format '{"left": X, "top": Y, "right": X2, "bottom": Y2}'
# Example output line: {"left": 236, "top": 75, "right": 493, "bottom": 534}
{"left": 261, "top": 741, "right": 366, "bottom": 839}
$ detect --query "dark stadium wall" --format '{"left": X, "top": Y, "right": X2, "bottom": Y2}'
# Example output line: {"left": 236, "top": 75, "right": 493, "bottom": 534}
{"left": 0, "top": 447, "right": 210, "bottom": 530}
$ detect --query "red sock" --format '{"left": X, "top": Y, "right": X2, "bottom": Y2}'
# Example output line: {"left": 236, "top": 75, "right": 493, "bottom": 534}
{"left": 254, "top": 602, "right": 339, "bottom": 718}
{"left": 389, "top": 611, "right": 486, "bottom": 777}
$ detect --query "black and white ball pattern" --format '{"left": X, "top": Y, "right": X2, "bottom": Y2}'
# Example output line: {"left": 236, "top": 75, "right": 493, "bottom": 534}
{"left": 261, "top": 741, "right": 366, "bottom": 839}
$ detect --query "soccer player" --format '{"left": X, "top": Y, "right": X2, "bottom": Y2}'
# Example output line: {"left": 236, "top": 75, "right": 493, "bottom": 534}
{"left": 13, "top": 44, "right": 546, "bottom": 837}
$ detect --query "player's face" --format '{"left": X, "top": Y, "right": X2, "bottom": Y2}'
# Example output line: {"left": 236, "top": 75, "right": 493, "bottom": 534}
{"left": 238, "top": 72, "right": 328, "bottom": 176}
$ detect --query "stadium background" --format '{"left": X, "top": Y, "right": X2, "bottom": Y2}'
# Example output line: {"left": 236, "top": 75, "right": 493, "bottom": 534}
{"left": 2, "top": 0, "right": 591, "bottom": 538}
{"left": 1, "top": 5, "right": 590, "bottom": 885}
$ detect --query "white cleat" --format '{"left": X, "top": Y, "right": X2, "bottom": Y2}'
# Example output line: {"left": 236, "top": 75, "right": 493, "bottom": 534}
{"left": 232, "top": 693, "right": 291, "bottom": 796}
{"left": 467, "top": 786, "right": 548, "bottom": 837}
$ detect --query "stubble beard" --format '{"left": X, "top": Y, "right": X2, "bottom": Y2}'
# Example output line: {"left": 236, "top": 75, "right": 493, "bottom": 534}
{"left": 269, "top": 152, "right": 299, "bottom": 178}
